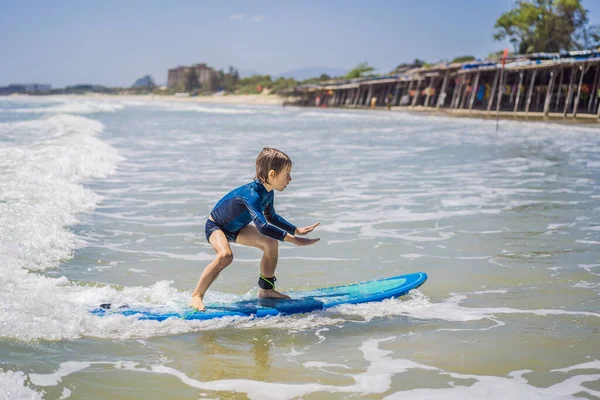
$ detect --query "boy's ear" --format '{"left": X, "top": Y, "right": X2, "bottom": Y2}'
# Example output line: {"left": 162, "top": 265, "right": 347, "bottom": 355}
{"left": 268, "top": 169, "right": 276, "bottom": 182}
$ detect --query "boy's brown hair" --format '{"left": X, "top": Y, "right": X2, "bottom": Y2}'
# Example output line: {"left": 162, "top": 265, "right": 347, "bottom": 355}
{"left": 255, "top": 147, "right": 292, "bottom": 184}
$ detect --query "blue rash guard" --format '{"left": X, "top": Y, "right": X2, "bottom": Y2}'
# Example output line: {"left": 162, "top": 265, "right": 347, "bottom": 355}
{"left": 206, "top": 179, "right": 297, "bottom": 243}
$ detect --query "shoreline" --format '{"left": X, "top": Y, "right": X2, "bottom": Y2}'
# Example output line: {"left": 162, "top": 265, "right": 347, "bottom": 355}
{"left": 84, "top": 93, "right": 285, "bottom": 106}
{"left": 8, "top": 93, "right": 599, "bottom": 125}
{"left": 383, "top": 105, "right": 600, "bottom": 126}
{"left": 86, "top": 93, "right": 600, "bottom": 125}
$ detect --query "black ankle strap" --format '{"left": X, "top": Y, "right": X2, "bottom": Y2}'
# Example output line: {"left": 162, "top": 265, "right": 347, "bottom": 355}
{"left": 258, "top": 275, "right": 276, "bottom": 289}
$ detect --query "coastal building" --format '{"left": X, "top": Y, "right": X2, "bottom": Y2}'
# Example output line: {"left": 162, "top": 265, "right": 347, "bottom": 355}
{"left": 167, "top": 63, "right": 215, "bottom": 89}
{"left": 287, "top": 49, "right": 600, "bottom": 121}
{"left": 0, "top": 83, "right": 51, "bottom": 95}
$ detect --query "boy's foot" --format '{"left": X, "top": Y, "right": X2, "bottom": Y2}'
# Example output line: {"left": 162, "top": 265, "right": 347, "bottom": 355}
{"left": 189, "top": 296, "right": 206, "bottom": 311}
{"left": 258, "top": 288, "right": 290, "bottom": 299}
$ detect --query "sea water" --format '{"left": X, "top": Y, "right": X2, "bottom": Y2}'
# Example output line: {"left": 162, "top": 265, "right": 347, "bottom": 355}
{"left": 0, "top": 96, "right": 599, "bottom": 399}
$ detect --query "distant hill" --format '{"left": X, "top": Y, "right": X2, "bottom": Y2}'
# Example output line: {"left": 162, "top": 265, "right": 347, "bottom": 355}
{"left": 239, "top": 70, "right": 263, "bottom": 78}
{"left": 277, "top": 67, "right": 348, "bottom": 81}
{"left": 131, "top": 75, "right": 156, "bottom": 88}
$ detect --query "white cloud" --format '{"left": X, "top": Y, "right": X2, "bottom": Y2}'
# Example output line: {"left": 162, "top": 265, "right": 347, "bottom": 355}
{"left": 252, "top": 15, "right": 264, "bottom": 22}
{"left": 229, "top": 14, "right": 245, "bottom": 20}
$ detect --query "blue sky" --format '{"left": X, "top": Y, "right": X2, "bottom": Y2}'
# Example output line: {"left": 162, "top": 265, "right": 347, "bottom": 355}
{"left": 1, "top": 0, "right": 600, "bottom": 87}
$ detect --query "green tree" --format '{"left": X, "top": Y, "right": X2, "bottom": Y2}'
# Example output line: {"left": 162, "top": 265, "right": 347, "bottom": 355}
{"left": 393, "top": 58, "right": 428, "bottom": 73}
{"left": 225, "top": 66, "right": 240, "bottom": 91}
{"left": 236, "top": 75, "right": 273, "bottom": 94}
{"left": 205, "top": 72, "right": 219, "bottom": 93}
{"left": 488, "top": 49, "right": 507, "bottom": 60}
{"left": 217, "top": 69, "right": 226, "bottom": 91}
{"left": 412, "top": 58, "right": 426, "bottom": 68}
{"left": 494, "top": 0, "right": 600, "bottom": 53}
{"left": 450, "top": 55, "right": 476, "bottom": 63}
{"left": 300, "top": 74, "right": 332, "bottom": 84}
{"left": 345, "top": 62, "right": 376, "bottom": 79}
{"left": 271, "top": 77, "right": 298, "bottom": 94}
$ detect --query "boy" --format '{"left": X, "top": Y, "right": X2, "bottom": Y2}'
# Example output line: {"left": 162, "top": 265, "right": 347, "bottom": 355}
{"left": 190, "top": 148, "right": 320, "bottom": 311}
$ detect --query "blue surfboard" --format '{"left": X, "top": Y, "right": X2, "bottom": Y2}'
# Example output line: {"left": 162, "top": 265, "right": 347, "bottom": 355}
{"left": 91, "top": 272, "right": 427, "bottom": 321}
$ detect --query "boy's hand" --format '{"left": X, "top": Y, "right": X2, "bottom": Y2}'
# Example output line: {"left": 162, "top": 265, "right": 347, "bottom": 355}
{"left": 295, "top": 222, "right": 320, "bottom": 236}
{"left": 284, "top": 234, "right": 320, "bottom": 246}
{"left": 293, "top": 237, "right": 320, "bottom": 246}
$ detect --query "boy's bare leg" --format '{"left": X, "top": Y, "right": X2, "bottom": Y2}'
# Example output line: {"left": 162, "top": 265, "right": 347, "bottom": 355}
{"left": 190, "top": 230, "right": 233, "bottom": 311}
{"left": 236, "top": 224, "right": 290, "bottom": 299}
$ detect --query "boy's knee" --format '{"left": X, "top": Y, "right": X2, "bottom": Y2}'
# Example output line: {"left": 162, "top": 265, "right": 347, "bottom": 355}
{"left": 216, "top": 252, "right": 233, "bottom": 268}
{"left": 262, "top": 238, "right": 278, "bottom": 253}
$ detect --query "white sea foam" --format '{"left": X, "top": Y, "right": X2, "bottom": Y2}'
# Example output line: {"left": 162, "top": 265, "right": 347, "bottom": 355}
{"left": 333, "top": 290, "right": 600, "bottom": 326}
{"left": 0, "top": 112, "right": 133, "bottom": 342}
{"left": 146, "top": 102, "right": 257, "bottom": 114}
{"left": 29, "top": 361, "right": 91, "bottom": 387}
{"left": 0, "top": 370, "right": 43, "bottom": 399}
{"left": 23, "top": 339, "right": 600, "bottom": 399}
{"left": 0, "top": 114, "right": 122, "bottom": 272}
{"left": 8, "top": 100, "right": 124, "bottom": 114}
{"left": 578, "top": 264, "right": 600, "bottom": 276}
{"left": 2, "top": 270, "right": 596, "bottom": 342}
{"left": 576, "top": 240, "right": 600, "bottom": 245}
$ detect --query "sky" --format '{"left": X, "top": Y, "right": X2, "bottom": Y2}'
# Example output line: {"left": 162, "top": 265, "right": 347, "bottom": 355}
{"left": 1, "top": 0, "right": 600, "bottom": 88}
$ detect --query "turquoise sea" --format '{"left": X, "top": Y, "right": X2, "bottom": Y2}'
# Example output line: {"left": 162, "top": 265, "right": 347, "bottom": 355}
{"left": 0, "top": 96, "right": 599, "bottom": 399}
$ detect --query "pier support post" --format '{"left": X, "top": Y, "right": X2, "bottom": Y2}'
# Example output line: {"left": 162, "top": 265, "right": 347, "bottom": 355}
{"left": 392, "top": 83, "right": 401, "bottom": 106}
{"left": 450, "top": 76, "right": 460, "bottom": 109}
{"left": 454, "top": 76, "right": 466, "bottom": 109}
{"left": 487, "top": 70, "right": 500, "bottom": 114}
{"left": 459, "top": 72, "right": 471, "bottom": 109}
{"left": 437, "top": 72, "right": 449, "bottom": 108}
{"left": 525, "top": 69, "right": 538, "bottom": 115}
{"left": 495, "top": 69, "right": 506, "bottom": 116}
{"left": 424, "top": 77, "right": 434, "bottom": 107}
{"left": 564, "top": 66, "right": 576, "bottom": 117}
{"left": 555, "top": 68, "right": 564, "bottom": 110}
{"left": 468, "top": 71, "right": 481, "bottom": 111}
{"left": 405, "top": 80, "right": 414, "bottom": 107}
{"left": 411, "top": 77, "right": 422, "bottom": 107}
{"left": 352, "top": 88, "right": 359, "bottom": 106}
{"left": 382, "top": 84, "right": 391, "bottom": 105}
{"left": 573, "top": 64, "right": 589, "bottom": 118}
{"left": 543, "top": 70, "right": 557, "bottom": 116}
{"left": 588, "top": 64, "right": 599, "bottom": 113}
{"left": 513, "top": 71, "right": 524, "bottom": 112}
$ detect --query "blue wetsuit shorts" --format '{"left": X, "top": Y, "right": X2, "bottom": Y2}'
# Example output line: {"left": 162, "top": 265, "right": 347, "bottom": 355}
{"left": 205, "top": 219, "right": 239, "bottom": 243}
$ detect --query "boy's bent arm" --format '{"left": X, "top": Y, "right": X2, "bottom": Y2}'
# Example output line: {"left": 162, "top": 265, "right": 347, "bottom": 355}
{"left": 253, "top": 215, "right": 288, "bottom": 241}
{"left": 245, "top": 198, "right": 288, "bottom": 241}
{"left": 264, "top": 210, "right": 297, "bottom": 235}
{"left": 264, "top": 199, "right": 296, "bottom": 235}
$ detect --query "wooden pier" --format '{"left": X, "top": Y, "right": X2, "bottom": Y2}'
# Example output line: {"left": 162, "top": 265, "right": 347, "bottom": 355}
{"left": 285, "top": 50, "right": 600, "bottom": 122}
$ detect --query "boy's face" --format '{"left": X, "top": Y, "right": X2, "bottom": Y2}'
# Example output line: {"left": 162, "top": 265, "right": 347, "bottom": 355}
{"left": 270, "top": 165, "right": 292, "bottom": 192}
